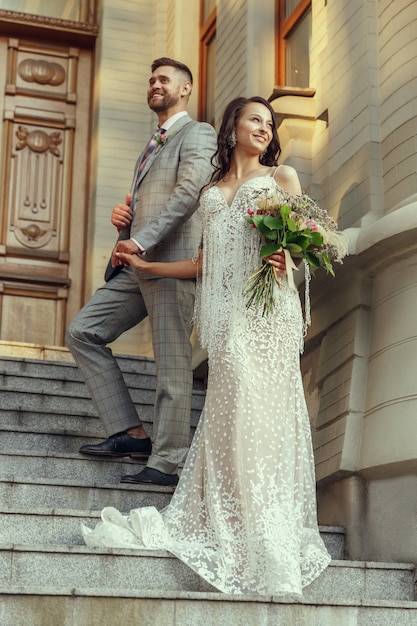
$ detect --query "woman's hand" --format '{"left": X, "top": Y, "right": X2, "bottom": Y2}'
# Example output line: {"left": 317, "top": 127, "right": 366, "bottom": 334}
{"left": 115, "top": 251, "right": 152, "bottom": 273}
{"left": 111, "top": 193, "right": 133, "bottom": 232}
{"left": 114, "top": 251, "right": 202, "bottom": 279}
{"left": 264, "top": 249, "right": 286, "bottom": 275}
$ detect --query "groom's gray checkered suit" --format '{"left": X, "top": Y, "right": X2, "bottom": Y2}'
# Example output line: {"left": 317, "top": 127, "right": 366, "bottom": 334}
{"left": 67, "top": 113, "right": 217, "bottom": 474}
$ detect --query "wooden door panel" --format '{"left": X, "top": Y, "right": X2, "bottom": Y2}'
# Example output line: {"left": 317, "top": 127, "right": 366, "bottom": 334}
{"left": 4, "top": 111, "right": 73, "bottom": 258}
{"left": 0, "top": 284, "right": 68, "bottom": 345}
{"left": 0, "top": 33, "right": 92, "bottom": 346}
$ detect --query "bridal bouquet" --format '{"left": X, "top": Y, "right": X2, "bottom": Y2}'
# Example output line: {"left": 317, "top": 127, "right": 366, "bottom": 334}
{"left": 243, "top": 186, "right": 347, "bottom": 316}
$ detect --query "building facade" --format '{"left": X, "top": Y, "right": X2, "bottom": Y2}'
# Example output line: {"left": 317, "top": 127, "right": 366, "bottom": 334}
{"left": 0, "top": 0, "right": 416, "bottom": 565}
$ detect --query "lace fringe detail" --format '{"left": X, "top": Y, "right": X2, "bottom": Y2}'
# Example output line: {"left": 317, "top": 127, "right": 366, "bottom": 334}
{"left": 303, "top": 262, "right": 311, "bottom": 339}
{"left": 195, "top": 186, "right": 307, "bottom": 360}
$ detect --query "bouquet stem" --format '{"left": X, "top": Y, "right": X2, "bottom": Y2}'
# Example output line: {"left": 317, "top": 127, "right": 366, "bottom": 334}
{"left": 243, "top": 262, "right": 279, "bottom": 316}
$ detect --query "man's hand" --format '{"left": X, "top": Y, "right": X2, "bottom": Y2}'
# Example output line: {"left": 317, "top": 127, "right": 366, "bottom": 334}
{"left": 111, "top": 193, "right": 133, "bottom": 232}
{"left": 111, "top": 238, "right": 140, "bottom": 267}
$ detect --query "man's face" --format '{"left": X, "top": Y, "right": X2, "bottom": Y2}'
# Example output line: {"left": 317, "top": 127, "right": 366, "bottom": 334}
{"left": 147, "top": 65, "right": 189, "bottom": 113}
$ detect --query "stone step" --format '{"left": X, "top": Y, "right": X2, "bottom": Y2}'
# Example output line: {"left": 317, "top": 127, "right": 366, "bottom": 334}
{"left": 0, "top": 429, "right": 125, "bottom": 456}
{"left": 0, "top": 354, "right": 205, "bottom": 391}
{"left": 0, "top": 449, "right": 148, "bottom": 484}
{"left": 0, "top": 415, "right": 202, "bottom": 452}
{"left": 0, "top": 471, "right": 345, "bottom": 561}
{"left": 0, "top": 509, "right": 103, "bottom": 547}
{"left": 0, "top": 387, "right": 204, "bottom": 419}
{"left": 0, "top": 375, "right": 205, "bottom": 410}
{"left": 0, "top": 400, "right": 204, "bottom": 438}
{"left": 0, "top": 367, "right": 157, "bottom": 397}
{"left": 1, "top": 588, "right": 417, "bottom": 626}
{"left": 0, "top": 385, "right": 154, "bottom": 415}
{"left": 4, "top": 355, "right": 416, "bottom": 623}
{"left": 0, "top": 355, "right": 205, "bottom": 428}
{"left": 0, "top": 413, "right": 112, "bottom": 439}
{"left": 0, "top": 544, "right": 414, "bottom": 603}
{"left": 0, "top": 508, "right": 345, "bottom": 560}
{"left": 0, "top": 354, "right": 157, "bottom": 380}
{"left": 0, "top": 475, "right": 174, "bottom": 513}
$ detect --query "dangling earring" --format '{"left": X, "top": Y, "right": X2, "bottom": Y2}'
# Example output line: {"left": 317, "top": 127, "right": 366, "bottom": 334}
{"left": 259, "top": 150, "right": 267, "bottom": 162}
{"left": 228, "top": 130, "right": 237, "bottom": 149}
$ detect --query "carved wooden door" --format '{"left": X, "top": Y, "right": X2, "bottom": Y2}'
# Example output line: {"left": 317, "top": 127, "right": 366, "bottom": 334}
{"left": 0, "top": 30, "right": 94, "bottom": 346}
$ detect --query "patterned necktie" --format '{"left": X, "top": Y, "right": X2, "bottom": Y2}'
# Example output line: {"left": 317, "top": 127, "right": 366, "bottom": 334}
{"left": 137, "top": 127, "right": 165, "bottom": 176}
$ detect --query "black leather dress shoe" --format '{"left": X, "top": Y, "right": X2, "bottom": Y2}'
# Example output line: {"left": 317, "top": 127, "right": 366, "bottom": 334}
{"left": 79, "top": 432, "right": 152, "bottom": 458}
{"left": 120, "top": 467, "right": 179, "bottom": 486}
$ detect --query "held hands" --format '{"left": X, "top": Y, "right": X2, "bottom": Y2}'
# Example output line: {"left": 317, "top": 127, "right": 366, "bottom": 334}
{"left": 111, "top": 193, "right": 133, "bottom": 232}
{"left": 115, "top": 251, "right": 151, "bottom": 273}
{"left": 114, "top": 253, "right": 200, "bottom": 279}
{"left": 111, "top": 239, "right": 140, "bottom": 268}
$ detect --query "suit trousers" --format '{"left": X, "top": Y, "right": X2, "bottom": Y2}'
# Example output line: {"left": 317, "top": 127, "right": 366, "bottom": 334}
{"left": 66, "top": 267, "right": 196, "bottom": 474}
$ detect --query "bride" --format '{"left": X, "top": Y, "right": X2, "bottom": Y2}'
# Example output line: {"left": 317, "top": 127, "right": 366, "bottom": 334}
{"left": 82, "top": 96, "right": 333, "bottom": 597}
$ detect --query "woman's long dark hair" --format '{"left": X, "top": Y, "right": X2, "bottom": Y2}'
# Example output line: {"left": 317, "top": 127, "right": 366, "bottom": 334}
{"left": 210, "top": 96, "right": 281, "bottom": 184}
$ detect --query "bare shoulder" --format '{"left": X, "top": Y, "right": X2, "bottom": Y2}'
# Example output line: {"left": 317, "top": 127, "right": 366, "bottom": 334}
{"left": 273, "top": 164, "right": 302, "bottom": 195}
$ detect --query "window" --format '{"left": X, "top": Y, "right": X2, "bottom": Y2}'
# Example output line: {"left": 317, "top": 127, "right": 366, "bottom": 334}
{"left": 199, "top": 0, "right": 216, "bottom": 124}
{"left": 276, "top": 0, "right": 311, "bottom": 88}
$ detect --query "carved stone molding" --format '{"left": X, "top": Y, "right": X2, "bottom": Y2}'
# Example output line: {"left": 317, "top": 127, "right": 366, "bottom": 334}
{"left": 0, "top": 10, "right": 98, "bottom": 35}
{"left": 18, "top": 58, "right": 66, "bottom": 86}
{"left": 6, "top": 40, "right": 78, "bottom": 102}
{"left": 7, "top": 119, "right": 68, "bottom": 251}
{"left": 16, "top": 126, "right": 62, "bottom": 157}
{"left": 0, "top": 9, "right": 98, "bottom": 47}
{"left": 21, "top": 224, "right": 47, "bottom": 242}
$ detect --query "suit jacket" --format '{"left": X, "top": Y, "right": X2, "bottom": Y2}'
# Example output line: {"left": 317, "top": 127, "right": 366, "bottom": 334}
{"left": 105, "top": 114, "right": 217, "bottom": 281}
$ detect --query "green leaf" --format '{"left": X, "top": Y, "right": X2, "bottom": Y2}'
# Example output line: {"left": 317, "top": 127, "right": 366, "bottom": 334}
{"left": 286, "top": 243, "right": 303, "bottom": 254}
{"left": 264, "top": 230, "right": 279, "bottom": 241}
{"left": 305, "top": 251, "right": 321, "bottom": 267}
{"left": 321, "top": 253, "right": 335, "bottom": 276}
{"left": 280, "top": 204, "right": 291, "bottom": 221}
{"left": 286, "top": 217, "right": 298, "bottom": 232}
{"left": 252, "top": 215, "right": 271, "bottom": 237}
{"left": 252, "top": 214, "right": 265, "bottom": 227}
{"left": 264, "top": 215, "right": 283, "bottom": 230}
{"left": 243, "top": 214, "right": 254, "bottom": 223}
{"left": 309, "top": 231, "right": 324, "bottom": 246}
{"left": 260, "top": 243, "right": 280, "bottom": 258}
{"left": 287, "top": 234, "right": 310, "bottom": 250}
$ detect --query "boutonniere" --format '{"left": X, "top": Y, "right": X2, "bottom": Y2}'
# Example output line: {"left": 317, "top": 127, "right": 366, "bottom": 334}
{"left": 156, "top": 132, "right": 168, "bottom": 146}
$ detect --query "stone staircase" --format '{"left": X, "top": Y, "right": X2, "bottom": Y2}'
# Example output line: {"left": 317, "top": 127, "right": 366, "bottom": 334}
{"left": 0, "top": 354, "right": 416, "bottom": 625}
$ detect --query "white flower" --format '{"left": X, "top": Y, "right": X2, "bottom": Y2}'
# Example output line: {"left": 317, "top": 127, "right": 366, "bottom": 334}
{"left": 325, "top": 230, "right": 349, "bottom": 261}
{"left": 256, "top": 188, "right": 285, "bottom": 212}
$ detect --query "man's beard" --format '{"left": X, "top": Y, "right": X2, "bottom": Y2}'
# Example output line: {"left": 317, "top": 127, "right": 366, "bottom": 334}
{"left": 148, "top": 90, "right": 180, "bottom": 113}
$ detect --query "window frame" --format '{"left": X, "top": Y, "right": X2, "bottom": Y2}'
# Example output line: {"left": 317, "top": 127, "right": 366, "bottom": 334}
{"left": 198, "top": 1, "right": 216, "bottom": 123}
{"left": 275, "top": 0, "right": 311, "bottom": 86}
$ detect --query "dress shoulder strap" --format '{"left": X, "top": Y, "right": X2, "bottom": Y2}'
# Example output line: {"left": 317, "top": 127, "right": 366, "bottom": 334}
{"left": 268, "top": 165, "right": 280, "bottom": 178}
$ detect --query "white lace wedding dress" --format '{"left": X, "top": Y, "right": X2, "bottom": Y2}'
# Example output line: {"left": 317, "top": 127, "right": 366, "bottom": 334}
{"left": 82, "top": 174, "right": 331, "bottom": 596}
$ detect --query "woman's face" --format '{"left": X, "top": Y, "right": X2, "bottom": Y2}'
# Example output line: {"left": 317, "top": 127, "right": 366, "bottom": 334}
{"left": 235, "top": 102, "right": 274, "bottom": 156}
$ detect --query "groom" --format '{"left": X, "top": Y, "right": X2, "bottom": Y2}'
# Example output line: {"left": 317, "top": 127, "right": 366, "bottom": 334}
{"left": 66, "top": 58, "right": 217, "bottom": 486}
